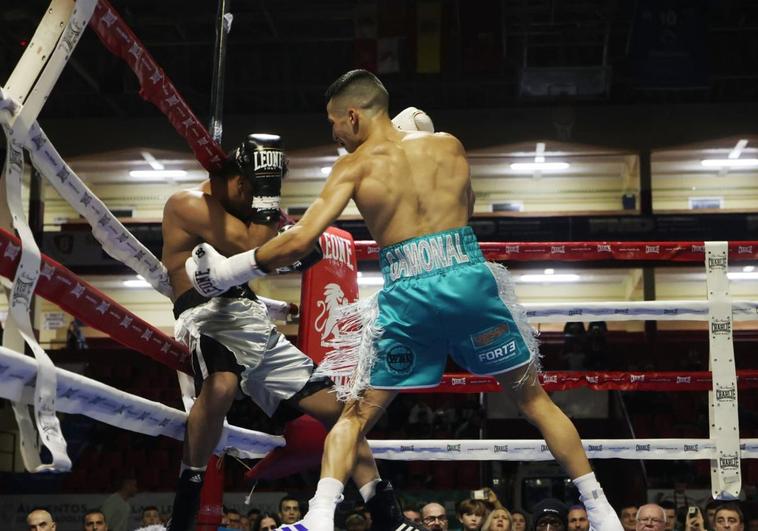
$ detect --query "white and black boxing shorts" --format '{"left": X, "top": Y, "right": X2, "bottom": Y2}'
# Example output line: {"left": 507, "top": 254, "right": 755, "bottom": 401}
{"left": 173, "top": 286, "right": 331, "bottom": 418}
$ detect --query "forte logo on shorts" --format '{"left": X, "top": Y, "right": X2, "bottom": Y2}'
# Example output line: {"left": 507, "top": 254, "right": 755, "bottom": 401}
{"left": 384, "top": 345, "right": 415, "bottom": 376}
{"left": 478, "top": 339, "right": 518, "bottom": 364}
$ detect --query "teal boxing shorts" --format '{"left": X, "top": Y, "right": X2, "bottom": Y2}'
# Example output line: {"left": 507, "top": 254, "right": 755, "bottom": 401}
{"left": 367, "top": 226, "right": 539, "bottom": 390}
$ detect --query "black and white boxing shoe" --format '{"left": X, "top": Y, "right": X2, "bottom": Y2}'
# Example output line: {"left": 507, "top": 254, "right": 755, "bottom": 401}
{"left": 366, "top": 480, "right": 430, "bottom": 531}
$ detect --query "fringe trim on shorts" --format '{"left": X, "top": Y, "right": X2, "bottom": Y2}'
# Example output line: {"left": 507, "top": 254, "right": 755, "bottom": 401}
{"left": 485, "top": 261, "right": 542, "bottom": 387}
{"left": 313, "top": 292, "right": 383, "bottom": 402}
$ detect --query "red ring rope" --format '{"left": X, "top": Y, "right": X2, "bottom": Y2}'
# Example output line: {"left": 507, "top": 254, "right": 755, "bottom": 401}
{"left": 355, "top": 240, "right": 758, "bottom": 262}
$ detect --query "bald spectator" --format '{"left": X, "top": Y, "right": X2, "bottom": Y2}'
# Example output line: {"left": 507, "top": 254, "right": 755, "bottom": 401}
{"left": 422, "top": 502, "right": 449, "bottom": 531}
{"left": 83, "top": 510, "right": 108, "bottom": 531}
{"left": 714, "top": 504, "right": 744, "bottom": 531}
{"left": 568, "top": 505, "right": 590, "bottom": 531}
{"left": 636, "top": 504, "right": 667, "bottom": 531}
{"left": 27, "top": 508, "right": 56, "bottom": 531}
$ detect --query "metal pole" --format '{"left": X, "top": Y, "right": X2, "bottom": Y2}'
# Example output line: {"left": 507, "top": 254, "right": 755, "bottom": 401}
{"left": 209, "top": 0, "right": 232, "bottom": 144}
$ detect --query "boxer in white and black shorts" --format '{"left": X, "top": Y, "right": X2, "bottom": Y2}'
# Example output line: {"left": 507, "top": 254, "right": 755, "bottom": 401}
{"left": 173, "top": 284, "right": 332, "bottom": 420}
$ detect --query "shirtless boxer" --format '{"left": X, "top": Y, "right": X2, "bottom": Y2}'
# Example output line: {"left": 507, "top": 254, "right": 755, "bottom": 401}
{"left": 185, "top": 70, "right": 622, "bottom": 531}
{"left": 162, "top": 133, "right": 407, "bottom": 531}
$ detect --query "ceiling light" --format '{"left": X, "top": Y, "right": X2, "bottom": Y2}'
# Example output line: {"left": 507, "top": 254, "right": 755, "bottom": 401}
{"left": 122, "top": 276, "right": 151, "bottom": 288}
{"left": 320, "top": 167, "right": 331, "bottom": 175}
{"left": 129, "top": 170, "right": 187, "bottom": 178}
{"left": 700, "top": 159, "right": 758, "bottom": 168}
{"left": 519, "top": 273, "right": 580, "bottom": 283}
{"left": 728, "top": 272, "right": 758, "bottom": 280}
{"left": 510, "top": 162, "right": 570, "bottom": 173}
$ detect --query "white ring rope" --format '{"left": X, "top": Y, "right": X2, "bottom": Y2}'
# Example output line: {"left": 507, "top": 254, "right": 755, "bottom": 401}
{"left": 1, "top": 0, "right": 98, "bottom": 473}
{"left": 524, "top": 300, "right": 758, "bottom": 323}
{"left": 366, "top": 439, "right": 758, "bottom": 462}
{"left": 0, "top": 346, "right": 284, "bottom": 459}
{"left": 5, "top": 344, "right": 754, "bottom": 464}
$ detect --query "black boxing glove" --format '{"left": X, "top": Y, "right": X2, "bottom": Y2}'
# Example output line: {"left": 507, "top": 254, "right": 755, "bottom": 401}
{"left": 274, "top": 225, "right": 324, "bottom": 274}
{"left": 233, "top": 133, "right": 285, "bottom": 224}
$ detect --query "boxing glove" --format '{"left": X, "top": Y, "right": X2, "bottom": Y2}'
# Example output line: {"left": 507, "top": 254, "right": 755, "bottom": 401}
{"left": 233, "top": 133, "right": 285, "bottom": 223}
{"left": 272, "top": 225, "right": 324, "bottom": 274}
{"left": 185, "top": 243, "right": 266, "bottom": 297}
{"left": 391, "top": 107, "right": 435, "bottom": 132}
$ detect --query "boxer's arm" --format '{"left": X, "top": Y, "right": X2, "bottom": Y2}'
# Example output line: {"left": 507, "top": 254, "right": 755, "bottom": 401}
{"left": 255, "top": 157, "right": 359, "bottom": 270}
{"left": 166, "top": 191, "right": 252, "bottom": 255}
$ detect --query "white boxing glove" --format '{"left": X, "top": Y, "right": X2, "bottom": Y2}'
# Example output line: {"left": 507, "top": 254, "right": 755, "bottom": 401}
{"left": 391, "top": 106, "right": 435, "bottom": 132}
{"left": 185, "top": 243, "right": 266, "bottom": 297}
{"left": 258, "top": 296, "right": 298, "bottom": 321}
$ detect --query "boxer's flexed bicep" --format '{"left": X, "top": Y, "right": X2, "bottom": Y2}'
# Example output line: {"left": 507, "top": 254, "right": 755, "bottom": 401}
{"left": 166, "top": 191, "right": 251, "bottom": 256}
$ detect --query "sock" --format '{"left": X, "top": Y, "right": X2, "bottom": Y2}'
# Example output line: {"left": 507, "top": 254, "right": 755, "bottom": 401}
{"left": 179, "top": 462, "right": 207, "bottom": 477}
{"left": 573, "top": 471, "right": 603, "bottom": 501}
{"left": 359, "top": 478, "right": 382, "bottom": 503}
{"left": 168, "top": 466, "right": 207, "bottom": 530}
{"left": 308, "top": 477, "right": 344, "bottom": 516}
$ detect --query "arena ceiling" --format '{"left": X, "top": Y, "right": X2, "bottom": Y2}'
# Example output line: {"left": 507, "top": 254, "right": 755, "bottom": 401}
{"left": 2, "top": 0, "right": 758, "bottom": 124}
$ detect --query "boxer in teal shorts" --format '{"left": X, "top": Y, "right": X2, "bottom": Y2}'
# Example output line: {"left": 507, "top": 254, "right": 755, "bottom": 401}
{"left": 189, "top": 70, "right": 624, "bottom": 531}
{"left": 371, "top": 226, "right": 537, "bottom": 390}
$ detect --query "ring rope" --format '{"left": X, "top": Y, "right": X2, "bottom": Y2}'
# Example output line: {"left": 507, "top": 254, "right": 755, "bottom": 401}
{"left": 1, "top": 0, "right": 98, "bottom": 473}
{"left": 0, "top": 346, "right": 283, "bottom": 459}
{"left": 3, "top": 345, "right": 754, "bottom": 463}
{"left": 355, "top": 240, "right": 758, "bottom": 262}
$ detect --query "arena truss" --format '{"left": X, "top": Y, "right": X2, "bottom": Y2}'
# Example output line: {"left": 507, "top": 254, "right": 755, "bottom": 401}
{"left": 1, "top": 0, "right": 756, "bottom": 510}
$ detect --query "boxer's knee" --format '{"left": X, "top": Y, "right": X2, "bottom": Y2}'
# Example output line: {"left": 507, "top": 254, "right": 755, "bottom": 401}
{"left": 200, "top": 371, "right": 239, "bottom": 414}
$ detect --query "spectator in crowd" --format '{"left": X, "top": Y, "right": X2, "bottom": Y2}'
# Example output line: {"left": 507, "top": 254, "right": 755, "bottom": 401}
{"left": 279, "top": 496, "right": 302, "bottom": 525}
{"left": 512, "top": 510, "right": 529, "bottom": 531}
{"left": 27, "top": 508, "right": 56, "bottom": 531}
{"left": 422, "top": 502, "right": 450, "bottom": 531}
{"left": 457, "top": 499, "right": 487, "bottom": 531}
{"left": 101, "top": 477, "right": 138, "bottom": 531}
{"left": 746, "top": 514, "right": 758, "bottom": 531}
{"left": 483, "top": 508, "right": 513, "bottom": 531}
{"left": 659, "top": 501, "right": 677, "bottom": 531}
{"left": 225, "top": 509, "right": 242, "bottom": 529}
{"left": 705, "top": 501, "right": 721, "bottom": 531}
{"left": 714, "top": 503, "right": 744, "bottom": 531}
{"left": 67, "top": 318, "right": 88, "bottom": 350}
{"left": 239, "top": 514, "right": 251, "bottom": 531}
{"left": 251, "top": 512, "right": 280, "bottom": 531}
{"left": 568, "top": 505, "right": 589, "bottom": 531}
{"left": 636, "top": 504, "right": 667, "bottom": 531}
{"left": 140, "top": 507, "right": 161, "bottom": 528}
{"left": 683, "top": 506, "right": 705, "bottom": 531}
{"left": 404, "top": 507, "right": 423, "bottom": 524}
{"left": 83, "top": 510, "right": 108, "bottom": 531}
{"left": 532, "top": 499, "right": 568, "bottom": 531}
{"left": 620, "top": 506, "right": 640, "bottom": 531}
{"left": 344, "top": 512, "right": 370, "bottom": 531}
{"left": 246, "top": 508, "right": 261, "bottom": 530}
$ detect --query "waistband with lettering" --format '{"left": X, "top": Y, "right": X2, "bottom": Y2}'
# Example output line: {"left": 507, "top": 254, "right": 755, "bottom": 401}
{"left": 379, "top": 226, "right": 483, "bottom": 284}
